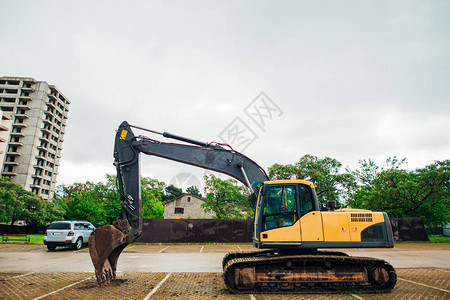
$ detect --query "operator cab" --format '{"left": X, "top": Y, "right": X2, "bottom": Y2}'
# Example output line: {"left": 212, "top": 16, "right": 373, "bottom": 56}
{"left": 254, "top": 180, "right": 320, "bottom": 246}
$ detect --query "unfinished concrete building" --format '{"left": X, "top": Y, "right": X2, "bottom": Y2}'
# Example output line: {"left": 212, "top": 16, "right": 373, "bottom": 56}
{"left": 0, "top": 76, "right": 70, "bottom": 200}
{"left": 0, "top": 110, "right": 13, "bottom": 172}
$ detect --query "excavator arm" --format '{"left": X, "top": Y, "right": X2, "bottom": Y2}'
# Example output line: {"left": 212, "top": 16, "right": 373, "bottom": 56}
{"left": 89, "top": 121, "right": 268, "bottom": 284}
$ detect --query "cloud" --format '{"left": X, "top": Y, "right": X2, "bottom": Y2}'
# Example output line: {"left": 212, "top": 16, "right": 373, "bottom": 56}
{"left": 1, "top": 1, "right": 448, "bottom": 186}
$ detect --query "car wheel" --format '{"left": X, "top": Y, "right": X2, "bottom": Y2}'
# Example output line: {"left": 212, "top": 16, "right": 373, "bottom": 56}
{"left": 73, "top": 238, "right": 82, "bottom": 250}
{"left": 47, "top": 245, "right": 56, "bottom": 251}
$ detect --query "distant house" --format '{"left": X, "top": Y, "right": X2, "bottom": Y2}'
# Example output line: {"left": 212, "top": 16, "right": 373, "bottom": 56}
{"left": 163, "top": 194, "right": 215, "bottom": 219}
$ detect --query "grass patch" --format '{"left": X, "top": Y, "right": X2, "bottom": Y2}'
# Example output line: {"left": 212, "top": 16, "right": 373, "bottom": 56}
{"left": 394, "top": 235, "right": 450, "bottom": 244}
{"left": 428, "top": 235, "right": 450, "bottom": 242}
{"left": 28, "top": 234, "right": 44, "bottom": 244}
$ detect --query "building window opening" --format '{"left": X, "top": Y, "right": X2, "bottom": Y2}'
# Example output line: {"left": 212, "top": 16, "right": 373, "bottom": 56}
{"left": 174, "top": 207, "right": 184, "bottom": 214}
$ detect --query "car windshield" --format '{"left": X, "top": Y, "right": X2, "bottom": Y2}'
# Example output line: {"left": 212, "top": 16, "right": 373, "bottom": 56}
{"left": 48, "top": 223, "right": 71, "bottom": 230}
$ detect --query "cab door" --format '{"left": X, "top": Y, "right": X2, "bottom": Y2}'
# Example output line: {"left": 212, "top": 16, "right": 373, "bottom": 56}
{"left": 259, "top": 185, "right": 301, "bottom": 242}
{"left": 299, "top": 185, "right": 324, "bottom": 242}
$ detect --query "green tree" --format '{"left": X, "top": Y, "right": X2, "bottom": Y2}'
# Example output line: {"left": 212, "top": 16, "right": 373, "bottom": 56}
{"left": 186, "top": 185, "right": 202, "bottom": 198}
{"left": 0, "top": 177, "right": 61, "bottom": 232}
{"left": 59, "top": 180, "right": 117, "bottom": 226}
{"left": 268, "top": 154, "right": 353, "bottom": 208}
{"left": 350, "top": 159, "right": 449, "bottom": 227}
{"left": 58, "top": 175, "right": 166, "bottom": 225}
{"left": 202, "top": 175, "right": 251, "bottom": 219}
{"left": 162, "top": 184, "right": 183, "bottom": 201}
{"left": 141, "top": 177, "right": 165, "bottom": 219}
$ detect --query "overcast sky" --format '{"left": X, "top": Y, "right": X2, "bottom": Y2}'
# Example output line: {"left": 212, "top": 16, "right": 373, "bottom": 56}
{"left": 1, "top": 1, "right": 449, "bottom": 191}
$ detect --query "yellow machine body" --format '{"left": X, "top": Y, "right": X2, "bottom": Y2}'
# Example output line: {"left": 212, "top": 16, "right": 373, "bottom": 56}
{"left": 253, "top": 180, "right": 394, "bottom": 250}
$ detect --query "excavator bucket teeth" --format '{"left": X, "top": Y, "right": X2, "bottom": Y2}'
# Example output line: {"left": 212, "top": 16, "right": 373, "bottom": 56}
{"left": 88, "top": 225, "right": 132, "bottom": 285}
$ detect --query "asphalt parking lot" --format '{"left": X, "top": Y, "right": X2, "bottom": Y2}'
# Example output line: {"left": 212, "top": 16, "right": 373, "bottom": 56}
{"left": 0, "top": 243, "right": 449, "bottom": 299}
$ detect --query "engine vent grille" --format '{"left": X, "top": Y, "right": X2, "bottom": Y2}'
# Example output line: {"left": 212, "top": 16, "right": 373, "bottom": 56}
{"left": 351, "top": 213, "right": 373, "bottom": 223}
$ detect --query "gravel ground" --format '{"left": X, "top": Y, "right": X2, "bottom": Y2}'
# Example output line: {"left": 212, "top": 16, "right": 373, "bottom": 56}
{"left": 0, "top": 269, "right": 448, "bottom": 299}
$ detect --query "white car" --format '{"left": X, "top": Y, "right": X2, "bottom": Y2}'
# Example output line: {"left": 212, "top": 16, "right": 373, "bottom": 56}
{"left": 44, "top": 220, "right": 95, "bottom": 251}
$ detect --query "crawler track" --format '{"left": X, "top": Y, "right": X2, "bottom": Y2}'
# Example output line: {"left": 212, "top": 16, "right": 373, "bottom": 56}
{"left": 223, "top": 251, "right": 397, "bottom": 294}
{"left": 222, "top": 249, "right": 349, "bottom": 269}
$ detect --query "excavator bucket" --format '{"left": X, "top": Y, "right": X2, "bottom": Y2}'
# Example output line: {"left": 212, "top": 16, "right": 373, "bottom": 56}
{"left": 88, "top": 225, "right": 132, "bottom": 285}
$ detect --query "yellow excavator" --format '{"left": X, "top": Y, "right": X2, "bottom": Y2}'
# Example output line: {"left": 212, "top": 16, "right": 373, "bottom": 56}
{"left": 89, "top": 121, "right": 396, "bottom": 293}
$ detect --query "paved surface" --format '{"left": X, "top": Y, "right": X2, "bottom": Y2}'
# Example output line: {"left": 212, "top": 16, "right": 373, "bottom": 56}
{"left": 0, "top": 243, "right": 449, "bottom": 299}
{"left": 1, "top": 244, "right": 449, "bottom": 273}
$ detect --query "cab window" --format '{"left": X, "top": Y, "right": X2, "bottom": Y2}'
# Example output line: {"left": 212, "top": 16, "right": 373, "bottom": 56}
{"left": 262, "top": 185, "right": 298, "bottom": 230}
{"left": 299, "top": 185, "right": 314, "bottom": 216}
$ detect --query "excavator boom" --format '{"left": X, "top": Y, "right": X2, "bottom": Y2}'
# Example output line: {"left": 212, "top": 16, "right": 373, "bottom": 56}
{"left": 89, "top": 121, "right": 268, "bottom": 284}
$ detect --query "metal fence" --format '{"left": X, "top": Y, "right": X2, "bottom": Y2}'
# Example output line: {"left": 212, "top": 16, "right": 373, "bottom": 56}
{"left": 135, "top": 217, "right": 430, "bottom": 243}
{"left": 0, "top": 217, "right": 430, "bottom": 242}
{"left": 136, "top": 219, "right": 253, "bottom": 243}
{"left": 390, "top": 217, "right": 429, "bottom": 241}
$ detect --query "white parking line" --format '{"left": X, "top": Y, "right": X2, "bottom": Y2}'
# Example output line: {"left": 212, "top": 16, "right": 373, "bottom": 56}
{"left": 398, "top": 277, "right": 450, "bottom": 293}
{"left": 143, "top": 273, "right": 172, "bottom": 300}
{"left": 158, "top": 246, "right": 170, "bottom": 253}
{"left": 4, "top": 272, "right": 35, "bottom": 280}
{"left": 200, "top": 245, "right": 204, "bottom": 253}
{"left": 33, "top": 276, "right": 94, "bottom": 299}
{"left": 236, "top": 245, "right": 243, "bottom": 252}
